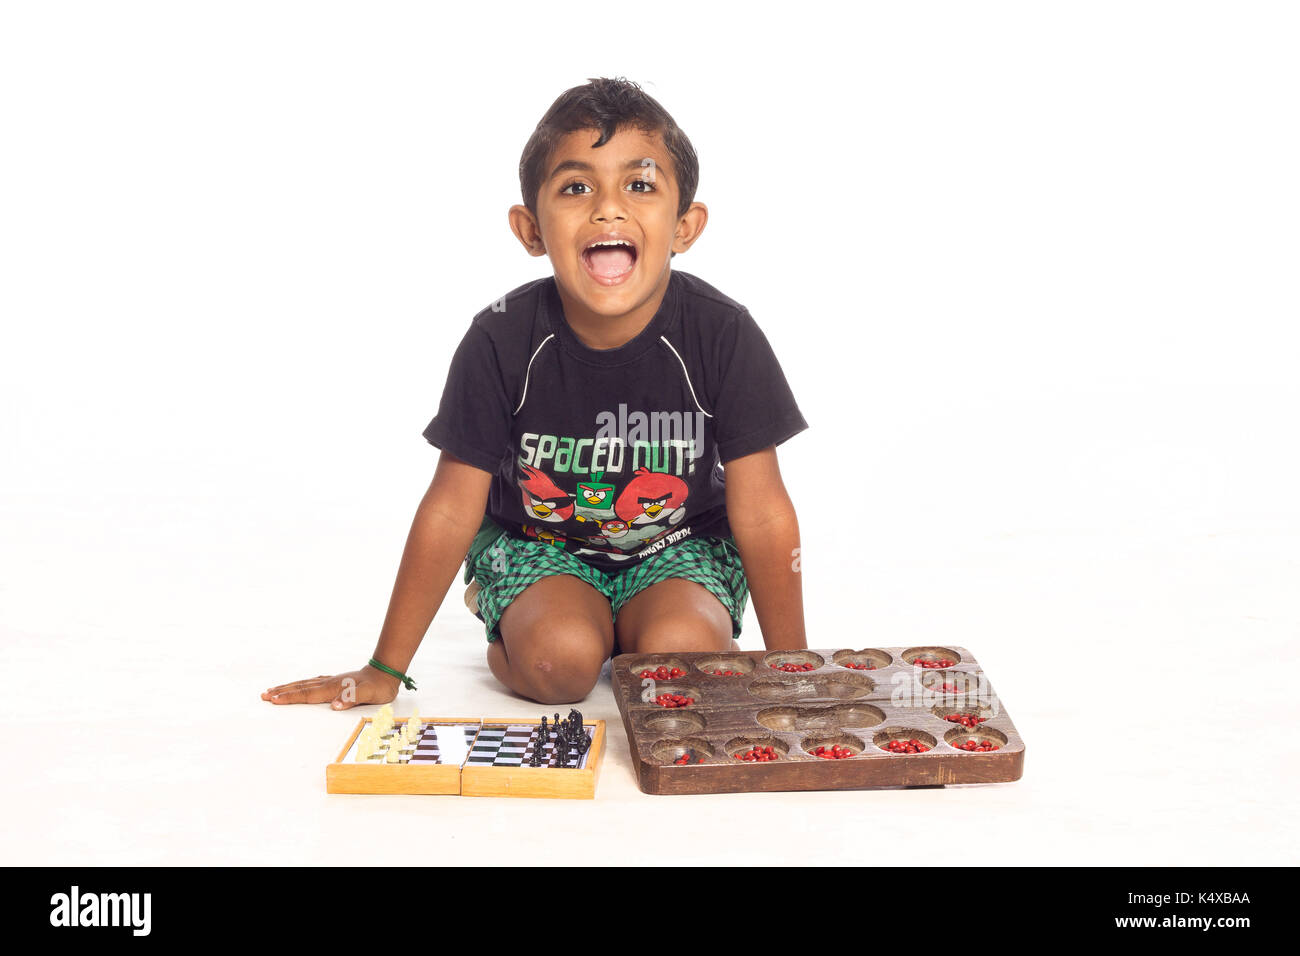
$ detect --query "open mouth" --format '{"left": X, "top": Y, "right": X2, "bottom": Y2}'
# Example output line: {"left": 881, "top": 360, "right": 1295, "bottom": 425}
{"left": 580, "top": 236, "right": 638, "bottom": 285}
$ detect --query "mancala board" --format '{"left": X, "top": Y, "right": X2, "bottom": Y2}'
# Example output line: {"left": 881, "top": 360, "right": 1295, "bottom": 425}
{"left": 611, "top": 646, "right": 1024, "bottom": 795}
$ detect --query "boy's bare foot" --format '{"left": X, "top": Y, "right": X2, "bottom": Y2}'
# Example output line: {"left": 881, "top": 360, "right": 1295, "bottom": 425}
{"left": 262, "top": 665, "right": 401, "bottom": 709}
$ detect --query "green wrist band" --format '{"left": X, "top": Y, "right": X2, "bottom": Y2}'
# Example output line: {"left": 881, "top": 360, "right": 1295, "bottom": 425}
{"left": 368, "top": 658, "right": 417, "bottom": 691}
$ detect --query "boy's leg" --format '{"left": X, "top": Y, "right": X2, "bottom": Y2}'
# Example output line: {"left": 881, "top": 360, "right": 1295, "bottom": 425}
{"left": 471, "top": 521, "right": 616, "bottom": 704}
{"left": 487, "top": 574, "right": 614, "bottom": 704}
{"left": 613, "top": 578, "right": 735, "bottom": 655}
{"left": 612, "top": 536, "right": 747, "bottom": 655}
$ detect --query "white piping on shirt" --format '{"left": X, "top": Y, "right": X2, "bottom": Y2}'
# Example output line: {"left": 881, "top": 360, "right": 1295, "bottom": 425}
{"left": 514, "top": 334, "right": 555, "bottom": 415}
{"left": 659, "top": 336, "right": 714, "bottom": 418}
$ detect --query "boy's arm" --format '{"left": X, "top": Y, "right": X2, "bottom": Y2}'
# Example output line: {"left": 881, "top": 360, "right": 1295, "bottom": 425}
{"left": 262, "top": 450, "right": 492, "bottom": 707}
{"left": 724, "top": 445, "right": 807, "bottom": 651}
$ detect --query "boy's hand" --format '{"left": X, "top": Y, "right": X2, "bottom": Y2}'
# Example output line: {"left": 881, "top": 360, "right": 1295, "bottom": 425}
{"left": 261, "top": 665, "right": 401, "bottom": 710}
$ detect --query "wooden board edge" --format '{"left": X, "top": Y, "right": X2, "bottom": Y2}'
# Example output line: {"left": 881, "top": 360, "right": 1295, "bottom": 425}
{"left": 325, "top": 762, "right": 462, "bottom": 795}
{"left": 332, "top": 717, "right": 369, "bottom": 765}
{"left": 461, "top": 765, "right": 595, "bottom": 799}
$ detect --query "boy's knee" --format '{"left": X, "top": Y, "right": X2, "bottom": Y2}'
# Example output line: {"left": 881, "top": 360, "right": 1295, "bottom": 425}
{"left": 526, "top": 669, "right": 599, "bottom": 705}
{"left": 521, "top": 654, "right": 601, "bottom": 704}
{"left": 511, "top": 623, "right": 607, "bottom": 704}
{"left": 634, "top": 632, "right": 731, "bottom": 656}
{"left": 631, "top": 612, "right": 732, "bottom": 654}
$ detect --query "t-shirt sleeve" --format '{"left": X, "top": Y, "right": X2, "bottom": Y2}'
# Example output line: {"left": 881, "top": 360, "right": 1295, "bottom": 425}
{"left": 421, "top": 320, "right": 514, "bottom": 474}
{"left": 710, "top": 308, "right": 809, "bottom": 464}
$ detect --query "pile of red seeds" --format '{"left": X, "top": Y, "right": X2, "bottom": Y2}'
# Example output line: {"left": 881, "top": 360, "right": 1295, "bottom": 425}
{"left": 811, "top": 744, "right": 856, "bottom": 759}
{"left": 943, "top": 713, "right": 987, "bottom": 728}
{"left": 882, "top": 738, "right": 930, "bottom": 754}
{"left": 640, "top": 665, "right": 684, "bottom": 680}
{"left": 672, "top": 751, "right": 706, "bottom": 765}
{"left": 840, "top": 661, "right": 876, "bottom": 670}
{"left": 733, "top": 745, "right": 778, "bottom": 762}
{"left": 953, "top": 739, "right": 999, "bottom": 752}
{"left": 936, "top": 682, "right": 962, "bottom": 693}
{"left": 709, "top": 668, "right": 743, "bottom": 676}
{"left": 771, "top": 661, "right": 817, "bottom": 672}
{"left": 655, "top": 693, "right": 695, "bottom": 708}
{"left": 913, "top": 657, "right": 955, "bottom": 669}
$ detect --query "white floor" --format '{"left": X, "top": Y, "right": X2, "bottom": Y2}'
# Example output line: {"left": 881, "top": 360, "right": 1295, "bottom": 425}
{"left": 2, "top": 491, "right": 1296, "bottom": 867}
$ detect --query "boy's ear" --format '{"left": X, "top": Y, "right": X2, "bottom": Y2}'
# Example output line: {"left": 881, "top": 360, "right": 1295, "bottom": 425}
{"left": 508, "top": 204, "right": 547, "bottom": 257}
{"left": 673, "top": 202, "right": 708, "bottom": 256}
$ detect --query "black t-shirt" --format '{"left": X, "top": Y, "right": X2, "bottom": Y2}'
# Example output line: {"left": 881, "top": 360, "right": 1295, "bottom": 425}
{"left": 422, "top": 269, "right": 808, "bottom": 573}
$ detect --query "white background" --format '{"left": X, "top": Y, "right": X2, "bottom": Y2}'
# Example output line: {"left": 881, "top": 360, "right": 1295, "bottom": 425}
{"left": 2, "top": 1, "right": 1297, "bottom": 865}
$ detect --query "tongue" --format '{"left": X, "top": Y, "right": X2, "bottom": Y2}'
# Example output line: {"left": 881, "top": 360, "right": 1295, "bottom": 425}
{"left": 585, "top": 246, "right": 634, "bottom": 278}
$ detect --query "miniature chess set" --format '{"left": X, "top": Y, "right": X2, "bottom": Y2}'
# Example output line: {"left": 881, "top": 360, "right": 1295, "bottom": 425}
{"left": 326, "top": 705, "right": 605, "bottom": 798}
{"left": 611, "top": 646, "right": 1025, "bottom": 795}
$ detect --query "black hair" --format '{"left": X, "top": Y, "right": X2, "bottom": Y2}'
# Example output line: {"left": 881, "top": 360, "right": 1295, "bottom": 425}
{"left": 518, "top": 76, "right": 700, "bottom": 227}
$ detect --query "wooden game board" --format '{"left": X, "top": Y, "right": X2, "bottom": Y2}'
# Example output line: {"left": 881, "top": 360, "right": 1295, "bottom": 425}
{"left": 612, "top": 646, "right": 1025, "bottom": 795}
{"left": 326, "top": 716, "right": 606, "bottom": 799}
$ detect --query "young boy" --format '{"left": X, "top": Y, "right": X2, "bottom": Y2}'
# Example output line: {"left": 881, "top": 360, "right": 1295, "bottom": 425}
{"left": 263, "top": 77, "right": 808, "bottom": 710}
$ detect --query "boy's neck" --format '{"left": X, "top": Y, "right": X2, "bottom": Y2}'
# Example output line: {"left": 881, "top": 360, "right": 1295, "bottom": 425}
{"left": 554, "top": 268, "right": 673, "bottom": 351}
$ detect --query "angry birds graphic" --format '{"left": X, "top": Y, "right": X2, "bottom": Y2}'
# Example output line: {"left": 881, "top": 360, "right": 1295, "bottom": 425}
{"left": 522, "top": 525, "right": 566, "bottom": 546}
{"left": 597, "top": 518, "right": 628, "bottom": 541}
{"left": 511, "top": 460, "right": 692, "bottom": 560}
{"left": 518, "top": 463, "right": 574, "bottom": 523}
{"left": 576, "top": 480, "right": 616, "bottom": 510}
{"left": 616, "top": 467, "right": 689, "bottom": 528}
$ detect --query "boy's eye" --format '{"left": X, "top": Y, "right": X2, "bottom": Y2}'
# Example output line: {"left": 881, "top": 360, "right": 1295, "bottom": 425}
{"left": 560, "top": 181, "right": 591, "bottom": 196}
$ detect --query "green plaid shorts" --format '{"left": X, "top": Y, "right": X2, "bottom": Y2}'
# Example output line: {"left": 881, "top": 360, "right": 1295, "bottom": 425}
{"left": 463, "top": 516, "right": 748, "bottom": 646}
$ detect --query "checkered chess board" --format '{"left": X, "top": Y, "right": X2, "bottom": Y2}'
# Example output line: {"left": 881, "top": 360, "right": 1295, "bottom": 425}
{"left": 342, "top": 722, "right": 479, "bottom": 765}
{"left": 465, "top": 724, "right": 595, "bottom": 768}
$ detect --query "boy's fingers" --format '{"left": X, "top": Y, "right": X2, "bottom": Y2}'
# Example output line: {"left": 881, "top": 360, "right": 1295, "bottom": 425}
{"left": 269, "top": 680, "right": 341, "bottom": 704}
{"left": 267, "top": 688, "right": 306, "bottom": 703}
{"left": 264, "top": 680, "right": 307, "bottom": 696}
{"left": 265, "top": 676, "right": 334, "bottom": 696}
{"left": 272, "top": 687, "right": 322, "bottom": 704}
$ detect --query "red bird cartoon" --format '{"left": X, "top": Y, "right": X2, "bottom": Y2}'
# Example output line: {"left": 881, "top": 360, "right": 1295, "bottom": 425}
{"left": 615, "top": 467, "right": 689, "bottom": 527}
{"left": 518, "top": 464, "right": 574, "bottom": 523}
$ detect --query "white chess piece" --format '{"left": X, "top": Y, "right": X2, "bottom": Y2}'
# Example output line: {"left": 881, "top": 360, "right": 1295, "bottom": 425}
{"left": 355, "top": 727, "right": 377, "bottom": 761}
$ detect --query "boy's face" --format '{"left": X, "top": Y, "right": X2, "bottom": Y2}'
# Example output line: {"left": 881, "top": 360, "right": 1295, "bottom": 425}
{"left": 510, "top": 126, "right": 706, "bottom": 319}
